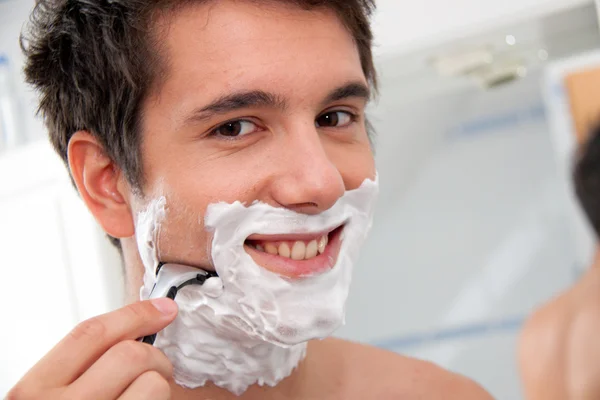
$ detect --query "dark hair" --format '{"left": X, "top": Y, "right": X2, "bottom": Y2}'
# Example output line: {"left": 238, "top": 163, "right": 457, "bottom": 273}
{"left": 574, "top": 120, "right": 600, "bottom": 238}
{"left": 21, "top": 0, "right": 377, "bottom": 249}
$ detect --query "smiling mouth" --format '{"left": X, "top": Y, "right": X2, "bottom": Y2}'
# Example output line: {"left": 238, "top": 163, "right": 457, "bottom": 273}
{"left": 244, "top": 225, "right": 344, "bottom": 278}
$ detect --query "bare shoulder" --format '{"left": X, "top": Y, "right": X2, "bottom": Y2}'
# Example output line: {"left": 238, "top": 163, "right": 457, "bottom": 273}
{"left": 518, "top": 288, "right": 571, "bottom": 399}
{"left": 519, "top": 267, "right": 600, "bottom": 399}
{"left": 311, "top": 338, "right": 493, "bottom": 399}
{"left": 519, "top": 285, "right": 572, "bottom": 367}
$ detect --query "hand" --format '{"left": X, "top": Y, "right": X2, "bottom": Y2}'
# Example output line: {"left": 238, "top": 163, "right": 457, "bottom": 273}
{"left": 7, "top": 298, "right": 178, "bottom": 400}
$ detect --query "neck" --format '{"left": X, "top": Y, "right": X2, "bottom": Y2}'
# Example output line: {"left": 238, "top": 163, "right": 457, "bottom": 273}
{"left": 170, "top": 346, "right": 314, "bottom": 400}
{"left": 155, "top": 329, "right": 307, "bottom": 396}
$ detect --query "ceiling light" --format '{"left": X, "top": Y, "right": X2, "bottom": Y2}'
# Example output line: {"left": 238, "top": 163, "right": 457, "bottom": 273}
{"left": 431, "top": 48, "right": 494, "bottom": 77}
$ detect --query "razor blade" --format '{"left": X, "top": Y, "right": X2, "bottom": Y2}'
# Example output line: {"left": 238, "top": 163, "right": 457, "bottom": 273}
{"left": 139, "top": 263, "right": 219, "bottom": 345}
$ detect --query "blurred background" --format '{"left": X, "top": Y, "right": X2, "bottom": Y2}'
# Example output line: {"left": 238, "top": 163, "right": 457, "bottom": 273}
{"left": 2, "top": 0, "right": 600, "bottom": 398}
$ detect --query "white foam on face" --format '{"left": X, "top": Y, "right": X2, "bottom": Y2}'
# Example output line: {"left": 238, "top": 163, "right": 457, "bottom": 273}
{"left": 136, "top": 196, "right": 166, "bottom": 299}
{"left": 138, "top": 176, "right": 379, "bottom": 395}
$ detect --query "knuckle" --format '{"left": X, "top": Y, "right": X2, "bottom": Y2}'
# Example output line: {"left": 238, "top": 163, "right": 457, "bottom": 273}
{"left": 164, "top": 357, "right": 174, "bottom": 378}
{"left": 152, "top": 347, "right": 174, "bottom": 377}
{"left": 112, "top": 340, "right": 151, "bottom": 365}
{"left": 69, "top": 318, "right": 106, "bottom": 342}
{"left": 143, "top": 371, "right": 171, "bottom": 397}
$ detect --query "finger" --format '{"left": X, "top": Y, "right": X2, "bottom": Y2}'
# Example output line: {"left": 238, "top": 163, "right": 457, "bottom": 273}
{"left": 21, "top": 298, "right": 177, "bottom": 388}
{"left": 118, "top": 371, "right": 172, "bottom": 400}
{"left": 66, "top": 340, "right": 173, "bottom": 400}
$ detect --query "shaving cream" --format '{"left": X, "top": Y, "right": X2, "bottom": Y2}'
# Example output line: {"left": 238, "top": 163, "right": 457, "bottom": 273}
{"left": 136, "top": 196, "right": 166, "bottom": 300}
{"left": 137, "top": 176, "right": 379, "bottom": 395}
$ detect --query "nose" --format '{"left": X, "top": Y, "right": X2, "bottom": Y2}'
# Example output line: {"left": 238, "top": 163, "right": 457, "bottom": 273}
{"left": 271, "top": 124, "right": 345, "bottom": 215}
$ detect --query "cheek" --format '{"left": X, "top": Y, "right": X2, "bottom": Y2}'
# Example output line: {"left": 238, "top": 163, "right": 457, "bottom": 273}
{"left": 148, "top": 175, "right": 261, "bottom": 267}
{"left": 144, "top": 193, "right": 213, "bottom": 267}
{"left": 325, "top": 142, "right": 376, "bottom": 190}
{"left": 160, "top": 141, "right": 267, "bottom": 203}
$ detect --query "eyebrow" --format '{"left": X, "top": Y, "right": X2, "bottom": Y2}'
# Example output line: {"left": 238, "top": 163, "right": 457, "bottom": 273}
{"left": 322, "top": 81, "right": 371, "bottom": 105}
{"left": 184, "top": 81, "right": 371, "bottom": 124}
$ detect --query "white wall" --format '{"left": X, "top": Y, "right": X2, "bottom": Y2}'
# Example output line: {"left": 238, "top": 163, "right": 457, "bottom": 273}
{"left": 336, "top": 68, "right": 580, "bottom": 399}
{"left": 0, "top": 0, "right": 45, "bottom": 145}
{"left": 373, "top": 0, "right": 594, "bottom": 56}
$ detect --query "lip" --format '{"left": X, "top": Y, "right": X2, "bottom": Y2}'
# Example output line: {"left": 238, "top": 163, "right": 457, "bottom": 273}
{"left": 244, "top": 225, "right": 344, "bottom": 279}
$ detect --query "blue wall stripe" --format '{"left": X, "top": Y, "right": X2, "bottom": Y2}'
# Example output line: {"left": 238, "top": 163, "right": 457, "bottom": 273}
{"left": 446, "top": 103, "right": 546, "bottom": 140}
{"left": 372, "top": 316, "right": 526, "bottom": 351}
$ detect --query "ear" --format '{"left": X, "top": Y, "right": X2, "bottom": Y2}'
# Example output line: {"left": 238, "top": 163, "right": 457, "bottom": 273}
{"left": 68, "top": 131, "right": 135, "bottom": 239}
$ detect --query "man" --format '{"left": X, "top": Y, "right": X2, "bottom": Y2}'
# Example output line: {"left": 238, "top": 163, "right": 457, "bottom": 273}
{"left": 519, "top": 122, "right": 600, "bottom": 399}
{"left": 8, "top": 0, "right": 492, "bottom": 399}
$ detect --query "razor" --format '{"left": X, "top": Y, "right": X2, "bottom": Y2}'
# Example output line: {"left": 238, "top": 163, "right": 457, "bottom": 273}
{"left": 139, "top": 263, "right": 219, "bottom": 345}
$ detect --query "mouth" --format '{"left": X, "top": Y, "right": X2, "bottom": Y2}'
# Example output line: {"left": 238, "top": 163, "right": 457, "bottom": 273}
{"left": 244, "top": 225, "right": 345, "bottom": 278}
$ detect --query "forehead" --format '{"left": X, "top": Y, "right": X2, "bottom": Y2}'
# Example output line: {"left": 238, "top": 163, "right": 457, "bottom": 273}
{"left": 153, "top": 0, "right": 366, "bottom": 107}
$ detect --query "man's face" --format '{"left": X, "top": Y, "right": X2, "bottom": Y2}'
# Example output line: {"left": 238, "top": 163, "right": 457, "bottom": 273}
{"left": 130, "top": 1, "right": 375, "bottom": 282}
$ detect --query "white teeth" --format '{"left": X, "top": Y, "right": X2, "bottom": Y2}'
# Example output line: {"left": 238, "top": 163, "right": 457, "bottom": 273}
{"left": 278, "top": 243, "right": 291, "bottom": 258}
{"left": 265, "top": 243, "right": 278, "bottom": 255}
{"left": 254, "top": 235, "right": 329, "bottom": 259}
{"left": 305, "top": 240, "right": 318, "bottom": 259}
{"left": 291, "top": 241, "right": 306, "bottom": 261}
{"left": 318, "top": 235, "right": 328, "bottom": 254}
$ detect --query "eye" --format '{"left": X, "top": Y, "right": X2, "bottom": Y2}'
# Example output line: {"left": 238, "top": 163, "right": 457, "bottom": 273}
{"left": 315, "top": 111, "right": 355, "bottom": 128}
{"left": 212, "top": 120, "right": 260, "bottom": 137}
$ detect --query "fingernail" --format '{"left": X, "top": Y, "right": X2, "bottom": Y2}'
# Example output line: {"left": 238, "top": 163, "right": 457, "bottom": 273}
{"left": 151, "top": 298, "right": 178, "bottom": 315}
